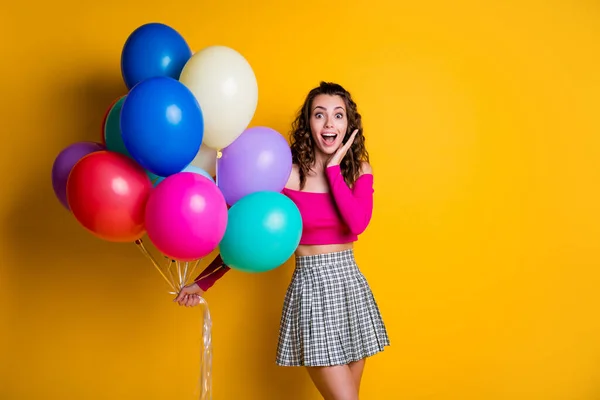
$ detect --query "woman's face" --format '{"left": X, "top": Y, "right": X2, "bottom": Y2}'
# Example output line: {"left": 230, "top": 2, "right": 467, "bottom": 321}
{"left": 309, "top": 94, "right": 349, "bottom": 156}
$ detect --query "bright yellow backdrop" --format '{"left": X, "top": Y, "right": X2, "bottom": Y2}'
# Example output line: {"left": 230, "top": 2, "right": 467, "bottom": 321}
{"left": 2, "top": 0, "right": 600, "bottom": 399}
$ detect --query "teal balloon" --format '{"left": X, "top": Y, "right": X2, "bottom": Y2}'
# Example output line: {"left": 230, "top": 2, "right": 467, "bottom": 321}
{"left": 104, "top": 96, "right": 128, "bottom": 156}
{"left": 153, "top": 165, "right": 213, "bottom": 187}
{"left": 220, "top": 191, "right": 302, "bottom": 273}
{"left": 146, "top": 170, "right": 162, "bottom": 185}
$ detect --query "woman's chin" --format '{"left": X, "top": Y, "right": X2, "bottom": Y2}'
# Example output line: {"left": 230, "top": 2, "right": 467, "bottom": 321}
{"left": 315, "top": 143, "right": 340, "bottom": 156}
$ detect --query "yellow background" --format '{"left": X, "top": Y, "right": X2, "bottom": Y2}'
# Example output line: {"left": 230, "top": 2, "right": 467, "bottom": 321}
{"left": 2, "top": 0, "right": 600, "bottom": 399}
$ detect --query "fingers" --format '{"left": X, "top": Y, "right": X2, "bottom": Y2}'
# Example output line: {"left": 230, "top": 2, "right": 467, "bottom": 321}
{"left": 340, "top": 129, "right": 358, "bottom": 154}
{"left": 339, "top": 129, "right": 358, "bottom": 156}
{"left": 345, "top": 129, "right": 358, "bottom": 148}
{"left": 174, "top": 286, "right": 191, "bottom": 302}
{"left": 189, "top": 295, "right": 201, "bottom": 307}
{"left": 173, "top": 283, "right": 202, "bottom": 302}
{"left": 180, "top": 294, "right": 201, "bottom": 307}
{"left": 326, "top": 129, "right": 360, "bottom": 168}
{"left": 174, "top": 291, "right": 203, "bottom": 307}
{"left": 174, "top": 289, "right": 187, "bottom": 303}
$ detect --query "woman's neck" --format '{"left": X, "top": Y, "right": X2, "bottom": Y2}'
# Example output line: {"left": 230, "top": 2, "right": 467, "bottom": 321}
{"left": 311, "top": 151, "right": 331, "bottom": 174}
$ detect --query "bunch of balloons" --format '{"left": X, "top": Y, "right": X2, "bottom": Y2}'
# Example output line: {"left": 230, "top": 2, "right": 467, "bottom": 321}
{"left": 51, "top": 22, "right": 302, "bottom": 283}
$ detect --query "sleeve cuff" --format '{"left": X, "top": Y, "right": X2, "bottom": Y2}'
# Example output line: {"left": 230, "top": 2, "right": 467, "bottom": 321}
{"left": 326, "top": 164, "right": 342, "bottom": 179}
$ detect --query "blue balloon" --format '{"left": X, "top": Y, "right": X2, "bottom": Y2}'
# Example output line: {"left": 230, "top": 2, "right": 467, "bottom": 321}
{"left": 120, "top": 76, "right": 204, "bottom": 177}
{"left": 153, "top": 165, "right": 214, "bottom": 187}
{"left": 121, "top": 23, "right": 192, "bottom": 89}
{"left": 219, "top": 191, "right": 303, "bottom": 273}
{"left": 101, "top": 95, "right": 163, "bottom": 183}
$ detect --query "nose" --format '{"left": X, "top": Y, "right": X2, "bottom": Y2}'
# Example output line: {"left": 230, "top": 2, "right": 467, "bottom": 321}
{"left": 324, "top": 116, "right": 334, "bottom": 128}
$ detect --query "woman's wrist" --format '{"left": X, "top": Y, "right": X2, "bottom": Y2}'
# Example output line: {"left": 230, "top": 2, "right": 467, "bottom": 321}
{"left": 194, "top": 264, "right": 230, "bottom": 292}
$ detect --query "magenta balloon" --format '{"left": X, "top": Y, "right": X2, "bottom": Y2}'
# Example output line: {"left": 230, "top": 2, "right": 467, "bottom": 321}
{"left": 145, "top": 172, "right": 228, "bottom": 261}
{"left": 217, "top": 126, "right": 292, "bottom": 205}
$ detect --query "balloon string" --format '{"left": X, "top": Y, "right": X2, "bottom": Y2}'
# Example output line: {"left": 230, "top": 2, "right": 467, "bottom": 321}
{"left": 135, "top": 239, "right": 176, "bottom": 292}
{"left": 197, "top": 296, "right": 213, "bottom": 400}
{"left": 184, "top": 259, "right": 202, "bottom": 287}
{"left": 215, "top": 149, "right": 221, "bottom": 187}
{"left": 177, "top": 260, "right": 183, "bottom": 290}
{"left": 183, "top": 261, "right": 189, "bottom": 287}
{"left": 136, "top": 245, "right": 212, "bottom": 399}
{"left": 198, "top": 149, "right": 218, "bottom": 399}
{"left": 166, "top": 259, "right": 177, "bottom": 292}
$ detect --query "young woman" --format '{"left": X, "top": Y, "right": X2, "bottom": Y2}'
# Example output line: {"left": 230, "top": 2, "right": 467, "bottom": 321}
{"left": 176, "top": 81, "right": 390, "bottom": 399}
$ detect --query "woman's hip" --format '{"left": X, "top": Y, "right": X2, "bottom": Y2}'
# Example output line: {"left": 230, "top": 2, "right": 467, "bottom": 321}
{"left": 286, "top": 248, "right": 371, "bottom": 295}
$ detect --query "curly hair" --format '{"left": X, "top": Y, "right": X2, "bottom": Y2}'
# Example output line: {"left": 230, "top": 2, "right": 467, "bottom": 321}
{"left": 289, "top": 81, "right": 369, "bottom": 190}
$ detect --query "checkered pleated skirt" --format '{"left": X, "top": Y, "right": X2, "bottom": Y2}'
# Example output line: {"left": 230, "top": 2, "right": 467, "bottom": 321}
{"left": 275, "top": 249, "right": 390, "bottom": 367}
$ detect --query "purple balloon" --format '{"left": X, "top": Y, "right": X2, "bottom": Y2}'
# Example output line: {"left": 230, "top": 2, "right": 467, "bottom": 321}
{"left": 52, "top": 141, "right": 105, "bottom": 210}
{"left": 218, "top": 126, "right": 292, "bottom": 205}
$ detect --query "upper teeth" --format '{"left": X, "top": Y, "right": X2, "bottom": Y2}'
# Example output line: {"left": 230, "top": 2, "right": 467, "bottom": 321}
{"left": 323, "top": 134, "right": 336, "bottom": 137}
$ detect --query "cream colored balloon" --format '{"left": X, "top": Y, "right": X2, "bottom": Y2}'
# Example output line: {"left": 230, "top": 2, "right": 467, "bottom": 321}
{"left": 190, "top": 144, "right": 217, "bottom": 177}
{"left": 179, "top": 46, "right": 258, "bottom": 150}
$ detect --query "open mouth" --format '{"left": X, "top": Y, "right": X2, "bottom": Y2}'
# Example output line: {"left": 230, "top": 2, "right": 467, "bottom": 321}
{"left": 321, "top": 133, "right": 337, "bottom": 145}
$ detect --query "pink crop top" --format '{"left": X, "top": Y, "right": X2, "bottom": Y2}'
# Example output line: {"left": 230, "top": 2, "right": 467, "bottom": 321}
{"left": 282, "top": 165, "right": 374, "bottom": 245}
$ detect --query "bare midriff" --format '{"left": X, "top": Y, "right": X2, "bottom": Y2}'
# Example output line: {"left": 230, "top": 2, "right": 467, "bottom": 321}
{"left": 295, "top": 242, "right": 354, "bottom": 257}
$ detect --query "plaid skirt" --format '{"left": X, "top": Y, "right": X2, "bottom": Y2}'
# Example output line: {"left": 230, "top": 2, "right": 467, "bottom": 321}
{"left": 276, "top": 249, "right": 390, "bottom": 367}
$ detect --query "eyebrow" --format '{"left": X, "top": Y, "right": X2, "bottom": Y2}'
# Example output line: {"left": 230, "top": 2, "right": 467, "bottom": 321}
{"left": 313, "top": 106, "right": 346, "bottom": 111}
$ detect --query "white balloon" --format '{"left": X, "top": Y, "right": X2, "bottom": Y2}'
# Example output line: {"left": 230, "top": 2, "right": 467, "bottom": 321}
{"left": 190, "top": 144, "right": 217, "bottom": 177}
{"left": 179, "top": 46, "right": 258, "bottom": 150}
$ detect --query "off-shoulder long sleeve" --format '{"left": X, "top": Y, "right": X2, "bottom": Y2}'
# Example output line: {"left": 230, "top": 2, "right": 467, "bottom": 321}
{"left": 325, "top": 164, "right": 374, "bottom": 235}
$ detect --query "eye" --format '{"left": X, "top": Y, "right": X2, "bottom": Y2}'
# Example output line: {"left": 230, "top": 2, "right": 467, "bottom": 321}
{"left": 314, "top": 112, "right": 323, "bottom": 118}
{"left": 335, "top": 113, "right": 344, "bottom": 119}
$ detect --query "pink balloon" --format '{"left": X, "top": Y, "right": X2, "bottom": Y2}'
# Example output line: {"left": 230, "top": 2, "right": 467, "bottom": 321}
{"left": 145, "top": 172, "right": 228, "bottom": 261}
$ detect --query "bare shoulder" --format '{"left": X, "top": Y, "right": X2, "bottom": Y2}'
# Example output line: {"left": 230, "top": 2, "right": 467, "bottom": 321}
{"left": 286, "top": 164, "right": 301, "bottom": 190}
{"left": 359, "top": 161, "right": 373, "bottom": 176}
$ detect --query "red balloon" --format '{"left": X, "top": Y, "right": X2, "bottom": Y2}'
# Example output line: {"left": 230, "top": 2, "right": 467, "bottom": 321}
{"left": 66, "top": 150, "right": 152, "bottom": 242}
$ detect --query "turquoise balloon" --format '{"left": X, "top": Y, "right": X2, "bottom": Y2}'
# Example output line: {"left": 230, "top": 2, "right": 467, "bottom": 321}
{"left": 104, "top": 96, "right": 128, "bottom": 156}
{"left": 146, "top": 170, "right": 162, "bottom": 185}
{"left": 153, "top": 165, "right": 213, "bottom": 187}
{"left": 220, "top": 191, "right": 302, "bottom": 273}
